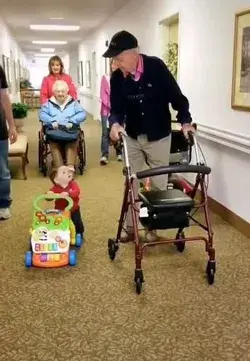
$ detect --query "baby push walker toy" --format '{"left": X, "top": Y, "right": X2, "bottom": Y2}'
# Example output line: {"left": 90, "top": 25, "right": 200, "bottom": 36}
{"left": 25, "top": 194, "right": 82, "bottom": 268}
{"left": 107, "top": 127, "right": 216, "bottom": 294}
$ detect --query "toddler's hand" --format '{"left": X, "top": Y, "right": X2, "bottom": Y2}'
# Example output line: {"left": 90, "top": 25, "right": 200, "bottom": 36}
{"left": 61, "top": 192, "right": 69, "bottom": 197}
{"left": 66, "top": 122, "right": 73, "bottom": 129}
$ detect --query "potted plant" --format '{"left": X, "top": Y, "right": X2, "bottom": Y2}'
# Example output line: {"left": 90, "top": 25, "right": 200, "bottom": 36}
{"left": 163, "top": 42, "right": 178, "bottom": 79}
{"left": 12, "top": 103, "right": 29, "bottom": 132}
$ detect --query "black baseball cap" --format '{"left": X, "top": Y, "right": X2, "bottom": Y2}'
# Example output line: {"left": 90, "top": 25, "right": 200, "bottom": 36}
{"left": 102, "top": 30, "right": 138, "bottom": 58}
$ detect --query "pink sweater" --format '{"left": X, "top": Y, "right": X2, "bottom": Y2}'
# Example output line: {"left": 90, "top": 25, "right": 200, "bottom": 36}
{"left": 40, "top": 73, "right": 77, "bottom": 105}
{"left": 100, "top": 75, "right": 110, "bottom": 116}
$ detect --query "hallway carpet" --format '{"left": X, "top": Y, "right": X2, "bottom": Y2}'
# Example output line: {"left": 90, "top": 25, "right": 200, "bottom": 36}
{"left": 0, "top": 111, "right": 249, "bottom": 361}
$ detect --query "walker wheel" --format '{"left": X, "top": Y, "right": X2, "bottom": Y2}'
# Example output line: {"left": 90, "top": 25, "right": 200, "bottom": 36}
{"left": 176, "top": 241, "right": 185, "bottom": 252}
{"left": 175, "top": 232, "right": 185, "bottom": 252}
{"left": 108, "top": 238, "right": 118, "bottom": 261}
{"left": 206, "top": 261, "right": 216, "bottom": 285}
{"left": 135, "top": 279, "right": 142, "bottom": 295}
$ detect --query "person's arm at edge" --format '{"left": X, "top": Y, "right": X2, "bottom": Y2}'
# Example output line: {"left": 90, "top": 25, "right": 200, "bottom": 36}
{"left": 0, "top": 66, "right": 17, "bottom": 144}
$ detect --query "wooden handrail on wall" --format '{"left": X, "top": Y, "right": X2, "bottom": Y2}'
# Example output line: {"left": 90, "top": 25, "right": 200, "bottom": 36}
{"left": 20, "top": 88, "right": 41, "bottom": 110}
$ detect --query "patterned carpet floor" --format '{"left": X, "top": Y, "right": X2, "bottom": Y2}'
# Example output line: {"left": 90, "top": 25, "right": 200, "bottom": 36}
{"left": 0, "top": 111, "right": 249, "bottom": 361}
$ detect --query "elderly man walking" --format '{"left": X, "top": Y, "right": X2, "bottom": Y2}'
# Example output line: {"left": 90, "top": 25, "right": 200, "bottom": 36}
{"left": 103, "top": 30, "right": 195, "bottom": 242}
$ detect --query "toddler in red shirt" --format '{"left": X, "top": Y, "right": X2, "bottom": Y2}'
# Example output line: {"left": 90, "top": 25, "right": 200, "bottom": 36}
{"left": 48, "top": 165, "right": 84, "bottom": 237}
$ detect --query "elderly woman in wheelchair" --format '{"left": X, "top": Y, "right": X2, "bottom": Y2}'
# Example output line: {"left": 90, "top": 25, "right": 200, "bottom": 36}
{"left": 39, "top": 80, "right": 86, "bottom": 171}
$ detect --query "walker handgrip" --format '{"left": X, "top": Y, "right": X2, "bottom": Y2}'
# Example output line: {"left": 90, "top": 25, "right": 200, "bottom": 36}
{"left": 188, "top": 131, "right": 194, "bottom": 145}
{"left": 136, "top": 164, "right": 211, "bottom": 179}
{"left": 33, "top": 194, "right": 73, "bottom": 212}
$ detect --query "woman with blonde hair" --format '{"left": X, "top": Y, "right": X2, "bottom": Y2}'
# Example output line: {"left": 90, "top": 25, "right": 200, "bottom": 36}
{"left": 40, "top": 55, "right": 77, "bottom": 105}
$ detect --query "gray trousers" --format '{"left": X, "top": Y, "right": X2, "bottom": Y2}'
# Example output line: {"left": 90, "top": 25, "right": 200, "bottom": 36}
{"left": 125, "top": 134, "right": 171, "bottom": 230}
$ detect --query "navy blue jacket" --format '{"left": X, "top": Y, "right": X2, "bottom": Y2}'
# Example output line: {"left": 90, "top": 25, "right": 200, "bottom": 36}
{"left": 109, "top": 54, "right": 192, "bottom": 141}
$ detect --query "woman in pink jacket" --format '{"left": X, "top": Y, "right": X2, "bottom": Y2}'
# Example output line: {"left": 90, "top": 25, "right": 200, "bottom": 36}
{"left": 40, "top": 55, "right": 77, "bottom": 105}
{"left": 99, "top": 59, "right": 122, "bottom": 165}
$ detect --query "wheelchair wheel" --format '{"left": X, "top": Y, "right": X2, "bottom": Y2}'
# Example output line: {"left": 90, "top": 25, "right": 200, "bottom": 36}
{"left": 38, "top": 130, "right": 48, "bottom": 177}
{"left": 38, "top": 136, "right": 43, "bottom": 170}
{"left": 78, "top": 131, "right": 86, "bottom": 175}
{"left": 41, "top": 142, "right": 48, "bottom": 177}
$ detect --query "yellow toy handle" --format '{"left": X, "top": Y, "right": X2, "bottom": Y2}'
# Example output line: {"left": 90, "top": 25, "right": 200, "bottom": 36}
{"left": 34, "top": 194, "right": 73, "bottom": 212}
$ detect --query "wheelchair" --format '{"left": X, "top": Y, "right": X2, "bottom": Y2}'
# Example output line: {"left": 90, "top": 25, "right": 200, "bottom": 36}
{"left": 107, "top": 124, "right": 216, "bottom": 295}
{"left": 38, "top": 123, "right": 86, "bottom": 177}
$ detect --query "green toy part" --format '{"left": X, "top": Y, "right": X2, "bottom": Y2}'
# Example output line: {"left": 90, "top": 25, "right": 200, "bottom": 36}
{"left": 33, "top": 194, "right": 73, "bottom": 212}
{"left": 32, "top": 194, "right": 73, "bottom": 232}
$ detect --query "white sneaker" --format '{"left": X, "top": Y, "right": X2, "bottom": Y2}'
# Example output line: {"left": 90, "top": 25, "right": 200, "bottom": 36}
{"left": 0, "top": 208, "right": 11, "bottom": 220}
{"left": 117, "top": 155, "right": 123, "bottom": 162}
{"left": 100, "top": 156, "right": 108, "bottom": 165}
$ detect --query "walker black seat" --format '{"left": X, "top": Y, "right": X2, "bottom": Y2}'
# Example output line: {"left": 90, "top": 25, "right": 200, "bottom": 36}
{"left": 138, "top": 189, "right": 195, "bottom": 230}
{"left": 139, "top": 188, "right": 194, "bottom": 210}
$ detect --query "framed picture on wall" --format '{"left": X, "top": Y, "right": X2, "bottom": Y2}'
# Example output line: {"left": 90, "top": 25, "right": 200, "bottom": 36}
{"left": 77, "top": 61, "right": 84, "bottom": 85}
{"left": 232, "top": 9, "right": 250, "bottom": 111}
{"left": 85, "top": 60, "right": 91, "bottom": 88}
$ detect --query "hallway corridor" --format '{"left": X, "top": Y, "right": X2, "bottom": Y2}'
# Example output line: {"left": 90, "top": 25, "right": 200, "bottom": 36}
{"left": 0, "top": 111, "right": 249, "bottom": 361}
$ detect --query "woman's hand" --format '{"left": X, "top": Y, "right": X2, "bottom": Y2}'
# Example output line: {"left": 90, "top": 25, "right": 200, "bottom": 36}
{"left": 52, "top": 121, "right": 58, "bottom": 129}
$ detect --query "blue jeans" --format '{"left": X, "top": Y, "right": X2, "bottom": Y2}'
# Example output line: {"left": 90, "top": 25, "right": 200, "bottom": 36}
{"left": 101, "top": 115, "right": 122, "bottom": 157}
{"left": 101, "top": 115, "right": 110, "bottom": 157}
{"left": 0, "top": 140, "right": 11, "bottom": 208}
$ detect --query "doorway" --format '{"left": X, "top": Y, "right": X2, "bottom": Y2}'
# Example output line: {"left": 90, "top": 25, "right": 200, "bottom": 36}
{"left": 159, "top": 13, "right": 180, "bottom": 119}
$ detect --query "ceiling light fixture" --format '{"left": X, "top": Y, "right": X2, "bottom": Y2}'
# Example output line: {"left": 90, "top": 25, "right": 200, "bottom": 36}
{"left": 41, "top": 48, "right": 55, "bottom": 52}
{"left": 32, "top": 40, "right": 67, "bottom": 45}
{"left": 50, "top": 17, "right": 64, "bottom": 20}
{"left": 30, "top": 25, "right": 79, "bottom": 31}
{"left": 35, "top": 53, "right": 55, "bottom": 57}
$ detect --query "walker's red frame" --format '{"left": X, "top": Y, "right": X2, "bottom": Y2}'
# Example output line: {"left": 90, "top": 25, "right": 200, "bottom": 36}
{"left": 108, "top": 134, "right": 216, "bottom": 295}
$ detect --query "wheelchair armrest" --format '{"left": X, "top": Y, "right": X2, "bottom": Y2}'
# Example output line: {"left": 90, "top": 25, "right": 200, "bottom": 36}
{"left": 136, "top": 164, "right": 211, "bottom": 179}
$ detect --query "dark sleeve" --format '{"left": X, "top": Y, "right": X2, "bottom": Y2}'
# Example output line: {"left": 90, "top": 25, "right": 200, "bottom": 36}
{"left": 0, "top": 66, "right": 8, "bottom": 89}
{"left": 108, "top": 70, "right": 125, "bottom": 127}
{"left": 155, "top": 58, "right": 192, "bottom": 124}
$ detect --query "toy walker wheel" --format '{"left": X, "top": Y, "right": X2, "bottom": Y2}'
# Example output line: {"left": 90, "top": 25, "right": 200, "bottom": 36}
{"left": 175, "top": 232, "right": 185, "bottom": 253}
{"left": 69, "top": 249, "right": 77, "bottom": 266}
{"left": 108, "top": 238, "right": 118, "bottom": 261}
{"left": 75, "top": 234, "right": 83, "bottom": 247}
{"left": 25, "top": 251, "right": 32, "bottom": 268}
{"left": 206, "top": 261, "right": 216, "bottom": 285}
